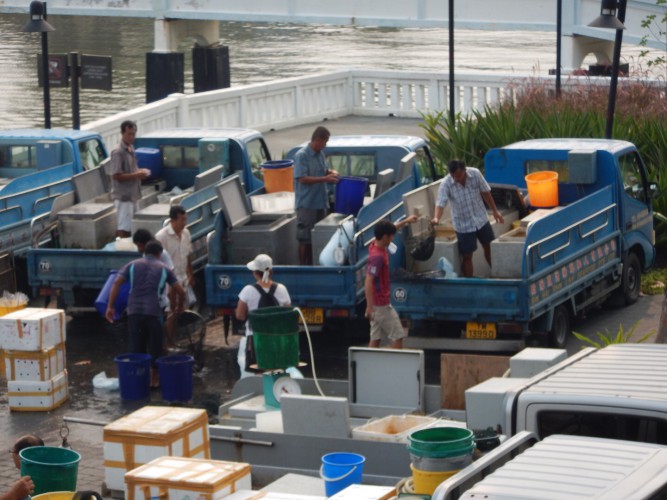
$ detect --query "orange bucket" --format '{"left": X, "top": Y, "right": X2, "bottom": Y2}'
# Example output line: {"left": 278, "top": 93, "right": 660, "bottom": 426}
{"left": 525, "top": 171, "right": 558, "bottom": 207}
{"left": 261, "top": 160, "right": 294, "bottom": 193}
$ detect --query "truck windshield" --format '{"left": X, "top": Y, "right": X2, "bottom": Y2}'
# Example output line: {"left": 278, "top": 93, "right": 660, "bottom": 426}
{"left": 78, "top": 138, "right": 106, "bottom": 170}
{"left": 538, "top": 410, "right": 667, "bottom": 445}
{"left": 247, "top": 138, "right": 271, "bottom": 182}
{"left": 526, "top": 159, "right": 569, "bottom": 182}
{"left": 619, "top": 151, "right": 647, "bottom": 201}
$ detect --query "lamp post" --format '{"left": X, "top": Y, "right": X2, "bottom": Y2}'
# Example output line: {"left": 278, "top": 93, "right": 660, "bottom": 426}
{"left": 22, "top": 1, "right": 55, "bottom": 129}
{"left": 588, "top": 0, "right": 627, "bottom": 139}
{"left": 556, "top": 0, "right": 562, "bottom": 98}
{"left": 448, "top": 0, "right": 455, "bottom": 123}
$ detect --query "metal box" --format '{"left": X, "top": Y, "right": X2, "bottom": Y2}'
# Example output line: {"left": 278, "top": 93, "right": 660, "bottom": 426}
{"left": 57, "top": 202, "right": 116, "bottom": 249}
{"left": 568, "top": 149, "right": 597, "bottom": 184}
{"left": 312, "top": 213, "right": 349, "bottom": 265}
{"left": 131, "top": 203, "right": 171, "bottom": 237}
{"left": 510, "top": 347, "right": 568, "bottom": 378}
{"left": 465, "top": 377, "right": 529, "bottom": 432}
{"left": 216, "top": 175, "right": 298, "bottom": 265}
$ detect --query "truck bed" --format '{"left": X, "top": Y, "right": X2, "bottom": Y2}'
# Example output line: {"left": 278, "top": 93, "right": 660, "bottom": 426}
{"left": 394, "top": 186, "right": 622, "bottom": 342}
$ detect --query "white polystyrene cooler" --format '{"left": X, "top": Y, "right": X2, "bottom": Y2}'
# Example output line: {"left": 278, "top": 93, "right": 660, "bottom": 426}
{"left": 3, "top": 342, "right": 66, "bottom": 381}
{"left": 0, "top": 308, "right": 66, "bottom": 351}
{"left": 7, "top": 369, "right": 69, "bottom": 411}
{"left": 124, "top": 456, "right": 251, "bottom": 500}
{"left": 351, "top": 414, "right": 437, "bottom": 443}
{"left": 104, "top": 406, "right": 211, "bottom": 493}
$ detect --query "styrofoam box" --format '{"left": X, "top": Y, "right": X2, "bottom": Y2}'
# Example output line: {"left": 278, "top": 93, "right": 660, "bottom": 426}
{"left": 352, "top": 414, "right": 437, "bottom": 443}
{"left": 125, "top": 456, "right": 251, "bottom": 500}
{"left": 250, "top": 191, "right": 295, "bottom": 213}
{"left": 226, "top": 494, "right": 324, "bottom": 500}
{"left": 4, "top": 342, "right": 66, "bottom": 381}
{"left": 330, "top": 484, "right": 397, "bottom": 500}
{"left": 0, "top": 308, "right": 66, "bottom": 351}
{"left": 104, "top": 406, "right": 211, "bottom": 493}
{"left": 8, "top": 370, "right": 69, "bottom": 411}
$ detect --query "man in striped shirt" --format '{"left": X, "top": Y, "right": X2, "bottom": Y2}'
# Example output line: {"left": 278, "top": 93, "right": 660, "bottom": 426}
{"left": 431, "top": 160, "right": 504, "bottom": 277}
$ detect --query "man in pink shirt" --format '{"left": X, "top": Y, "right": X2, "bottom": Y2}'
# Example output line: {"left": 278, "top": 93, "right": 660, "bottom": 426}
{"left": 365, "top": 216, "right": 417, "bottom": 349}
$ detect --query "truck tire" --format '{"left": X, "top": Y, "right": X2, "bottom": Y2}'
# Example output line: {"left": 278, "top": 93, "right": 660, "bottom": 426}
{"left": 620, "top": 252, "right": 641, "bottom": 306}
{"left": 548, "top": 305, "right": 570, "bottom": 348}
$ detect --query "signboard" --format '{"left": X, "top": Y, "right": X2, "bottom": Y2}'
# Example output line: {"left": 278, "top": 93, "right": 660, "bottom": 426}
{"left": 37, "top": 54, "right": 69, "bottom": 87}
{"left": 81, "top": 55, "right": 112, "bottom": 91}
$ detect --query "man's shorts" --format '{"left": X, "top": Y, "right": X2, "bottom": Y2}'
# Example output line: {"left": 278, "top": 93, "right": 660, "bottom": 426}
{"left": 456, "top": 222, "right": 495, "bottom": 255}
{"left": 369, "top": 304, "right": 406, "bottom": 342}
{"left": 297, "top": 208, "right": 326, "bottom": 243}
{"left": 114, "top": 200, "right": 141, "bottom": 232}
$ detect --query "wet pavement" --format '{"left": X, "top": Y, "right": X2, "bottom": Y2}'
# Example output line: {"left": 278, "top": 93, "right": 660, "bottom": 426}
{"left": 1, "top": 290, "right": 663, "bottom": 495}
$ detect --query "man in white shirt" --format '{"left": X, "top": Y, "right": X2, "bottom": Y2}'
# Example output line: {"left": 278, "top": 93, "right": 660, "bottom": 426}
{"left": 156, "top": 205, "right": 194, "bottom": 345}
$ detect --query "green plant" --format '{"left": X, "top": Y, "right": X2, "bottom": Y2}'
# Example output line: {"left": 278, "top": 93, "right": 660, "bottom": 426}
{"left": 638, "top": 0, "right": 667, "bottom": 72}
{"left": 642, "top": 265, "right": 667, "bottom": 295}
{"left": 572, "top": 322, "right": 656, "bottom": 348}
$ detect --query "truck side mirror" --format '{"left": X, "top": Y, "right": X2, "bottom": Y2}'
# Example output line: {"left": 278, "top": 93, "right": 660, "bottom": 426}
{"left": 648, "top": 182, "right": 659, "bottom": 199}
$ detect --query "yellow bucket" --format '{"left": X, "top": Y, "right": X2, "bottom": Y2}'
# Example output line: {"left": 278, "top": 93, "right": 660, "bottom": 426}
{"left": 525, "top": 171, "right": 558, "bottom": 208}
{"left": 0, "top": 304, "right": 27, "bottom": 316}
{"left": 32, "top": 493, "right": 75, "bottom": 500}
{"left": 410, "top": 463, "right": 459, "bottom": 495}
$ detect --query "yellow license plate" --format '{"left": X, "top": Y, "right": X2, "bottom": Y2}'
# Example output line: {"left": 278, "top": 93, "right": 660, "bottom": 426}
{"left": 466, "top": 321, "right": 497, "bottom": 339}
{"left": 299, "top": 307, "right": 324, "bottom": 325}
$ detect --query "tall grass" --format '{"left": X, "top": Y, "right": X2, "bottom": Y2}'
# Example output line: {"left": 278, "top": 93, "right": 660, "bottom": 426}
{"left": 421, "top": 78, "right": 667, "bottom": 247}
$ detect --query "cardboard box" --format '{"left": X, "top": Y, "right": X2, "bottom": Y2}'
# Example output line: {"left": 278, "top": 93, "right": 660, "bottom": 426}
{"left": 4, "top": 342, "right": 66, "bottom": 381}
{"left": 125, "top": 456, "right": 251, "bottom": 500}
{"left": 7, "top": 370, "right": 69, "bottom": 411}
{"left": 104, "top": 406, "right": 211, "bottom": 493}
{"left": 0, "top": 308, "right": 65, "bottom": 351}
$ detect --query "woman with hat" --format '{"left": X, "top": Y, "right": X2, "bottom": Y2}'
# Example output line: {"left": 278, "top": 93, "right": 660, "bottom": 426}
{"left": 235, "top": 254, "right": 291, "bottom": 378}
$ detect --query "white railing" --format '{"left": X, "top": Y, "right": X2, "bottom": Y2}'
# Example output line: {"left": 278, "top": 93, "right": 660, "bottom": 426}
{"left": 83, "top": 69, "right": 663, "bottom": 147}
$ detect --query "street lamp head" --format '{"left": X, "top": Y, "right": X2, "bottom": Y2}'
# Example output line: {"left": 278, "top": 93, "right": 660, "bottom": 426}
{"left": 21, "top": 1, "right": 55, "bottom": 33}
{"left": 588, "top": 0, "right": 626, "bottom": 29}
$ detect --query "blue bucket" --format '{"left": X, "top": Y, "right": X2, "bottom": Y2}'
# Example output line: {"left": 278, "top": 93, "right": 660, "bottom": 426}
{"left": 156, "top": 355, "right": 195, "bottom": 401}
{"left": 334, "top": 176, "right": 368, "bottom": 216}
{"left": 320, "top": 452, "right": 365, "bottom": 497}
{"left": 95, "top": 270, "right": 130, "bottom": 321}
{"left": 114, "top": 353, "right": 151, "bottom": 400}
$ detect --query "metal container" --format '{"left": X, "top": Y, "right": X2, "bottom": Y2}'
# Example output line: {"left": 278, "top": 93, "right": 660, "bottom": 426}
{"left": 131, "top": 203, "right": 171, "bottom": 237}
{"left": 57, "top": 202, "right": 116, "bottom": 249}
{"left": 311, "top": 213, "right": 349, "bottom": 265}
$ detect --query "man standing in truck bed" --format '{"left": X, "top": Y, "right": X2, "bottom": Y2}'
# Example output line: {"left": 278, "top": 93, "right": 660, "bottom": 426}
{"left": 431, "top": 159, "right": 504, "bottom": 277}
{"left": 110, "top": 120, "right": 150, "bottom": 238}
{"left": 294, "top": 126, "right": 339, "bottom": 265}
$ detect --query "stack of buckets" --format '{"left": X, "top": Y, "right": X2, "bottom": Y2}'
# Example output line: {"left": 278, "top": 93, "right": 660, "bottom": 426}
{"left": 248, "top": 306, "right": 299, "bottom": 370}
{"left": 407, "top": 427, "right": 475, "bottom": 495}
{"left": 261, "top": 160, "right": 294, "bottom": 194}
{"left": 20, "top": 446, "right": 82, "bottom": 494}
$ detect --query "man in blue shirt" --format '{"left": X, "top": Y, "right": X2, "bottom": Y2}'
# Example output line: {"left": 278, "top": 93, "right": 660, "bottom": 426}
{"left": 105, "top": 240, "right": 185, "bottom": 388}
{"left": 294, "top": 126, "right": 339, "bottom": 264}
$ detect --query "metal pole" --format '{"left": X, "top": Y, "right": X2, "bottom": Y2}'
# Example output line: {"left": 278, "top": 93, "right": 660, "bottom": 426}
{"left": 605, "top": 0, "right": 626, "bottom": 139}
{"left": 448, "top": 0, "right": 455, "bottom": 123}
{"left": 70, "top": 52, "right": 80, "bottom": 130}
{"left": 41, "top": 30, "right": 51, "bottom": 128}
{"left": 556, "top": 0, "right": 562, "bottom": 98}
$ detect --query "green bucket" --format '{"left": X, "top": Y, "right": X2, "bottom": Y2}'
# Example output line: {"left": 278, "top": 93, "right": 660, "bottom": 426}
{"left": 20, "top": 447, "right": 81, "bottom": 494}
{"left": 249, "top": 306, "right": 299, "bottom": 370}
{"left": 408, "top": 427, "right": 475, "bottom": 459}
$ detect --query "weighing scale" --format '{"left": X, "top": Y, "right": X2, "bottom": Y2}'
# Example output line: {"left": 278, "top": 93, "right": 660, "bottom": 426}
{"left": 261, "top": 370, "right": 302, "bottom": 408}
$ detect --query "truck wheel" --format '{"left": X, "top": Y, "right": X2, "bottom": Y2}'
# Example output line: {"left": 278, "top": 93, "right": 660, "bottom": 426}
{"left": 621, "top": 252, "right": 641, "bottom": 306}
{"left": 548, "top": 305, "right": 570, "bottom": 348}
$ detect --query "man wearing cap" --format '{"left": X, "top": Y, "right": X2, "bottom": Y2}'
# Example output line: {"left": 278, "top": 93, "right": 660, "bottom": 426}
{"left": 235, "top": 254, "right": 291, "bottom": 378}
{"left": 294, "top": 126, "right": 340, "bottom": 265}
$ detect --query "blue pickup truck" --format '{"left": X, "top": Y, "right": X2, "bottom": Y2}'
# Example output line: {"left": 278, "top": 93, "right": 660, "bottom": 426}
{"left": 0, "top": 129, "right": 107, "bottom": 256}
{"left": 204, "top": 135, "right": 437, "bottom": 329}
{"left": 26, "top": 128, "right": 272, "bottom": 309}
{"left": 393, "top": 138, "right": 657, "bottom": 351}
